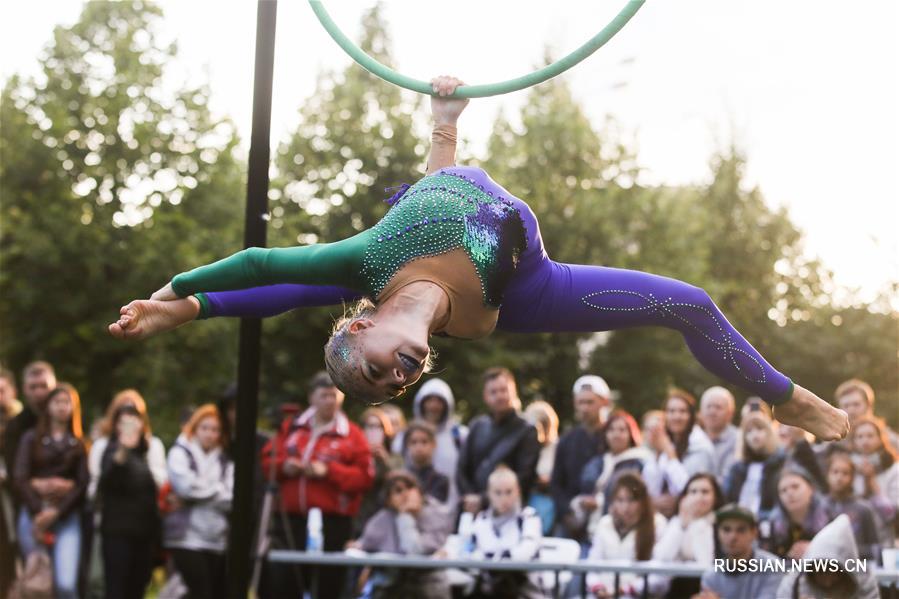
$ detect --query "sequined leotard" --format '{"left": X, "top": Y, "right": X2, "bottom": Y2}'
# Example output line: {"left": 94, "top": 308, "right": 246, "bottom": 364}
{"left": 173, "top": 165, "right": 794, "bottom": 405}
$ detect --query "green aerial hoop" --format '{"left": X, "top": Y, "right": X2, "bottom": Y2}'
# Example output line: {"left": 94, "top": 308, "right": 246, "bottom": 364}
{"left": 308, "top": 0, "right": 646, "bottom": 98}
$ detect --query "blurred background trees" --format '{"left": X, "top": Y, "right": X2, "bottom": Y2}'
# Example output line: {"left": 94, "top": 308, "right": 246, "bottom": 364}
{"left": 1, "top": 1, "right": 895, "bottom": 439}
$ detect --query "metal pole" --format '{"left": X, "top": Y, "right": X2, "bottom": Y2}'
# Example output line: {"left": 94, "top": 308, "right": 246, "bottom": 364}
{"left": 227, "top": 1, "right": 277, "bottom": 597}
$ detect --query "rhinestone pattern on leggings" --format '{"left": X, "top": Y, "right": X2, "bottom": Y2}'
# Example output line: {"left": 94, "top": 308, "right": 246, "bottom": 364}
{"left": 581, "top": 289, "right": 767, "bottom": 383}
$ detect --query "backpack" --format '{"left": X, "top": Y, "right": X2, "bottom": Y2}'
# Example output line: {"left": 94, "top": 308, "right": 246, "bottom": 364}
{"left": 162, "top": 443, "right": 228, "bottom": 540}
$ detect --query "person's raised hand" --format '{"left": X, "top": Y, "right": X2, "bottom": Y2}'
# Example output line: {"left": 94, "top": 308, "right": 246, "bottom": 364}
{"left": 858, "top": 460, "right": 876, "bottom": 479}
{"left": 678, "top": 494, "right": 696, "bottom": 526}
{"left": 430, "top": 75, "right": 469, "bottom": 126}
{"left": 787, "top": 540, "right": 810, "bottom": 559}
{"left": 401, "top": 488, "right": 423, "bottom": 515}
{"left": 307, "top": 460, "right": 328, "bottom": 479}
{"left": 33, "top": 507, "right": 59, "bottom": 532}
{"left": 579, "top": 495, "right": 598, "bottom": 512}
{"left": 463, "top": 494, "right": 482, "bottom": 514}
{"left": 117, "top": 414, "right": 143, "bottom": 449}
{"left": 282, "top": 457, "right": 303, "bottom": 478}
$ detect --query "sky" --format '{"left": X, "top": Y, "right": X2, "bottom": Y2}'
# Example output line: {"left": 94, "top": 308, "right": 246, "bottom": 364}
{"left": 2, "top": 1, "right": 897, "bottom": 301}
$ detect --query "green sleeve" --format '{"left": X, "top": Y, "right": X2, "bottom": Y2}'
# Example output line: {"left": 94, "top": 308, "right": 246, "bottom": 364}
{"left": 170, "top": 230, "right": 371, "bottom": 297}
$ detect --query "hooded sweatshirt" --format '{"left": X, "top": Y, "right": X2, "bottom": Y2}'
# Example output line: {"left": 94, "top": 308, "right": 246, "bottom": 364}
{"left": 163, "top": 434, "right": 233, "bottom": 552}
{"left": 776, "top": 514, "right": 879, "bottom": 599}
{"left": 395, "top": 379, "right": 468, "bottom": 506}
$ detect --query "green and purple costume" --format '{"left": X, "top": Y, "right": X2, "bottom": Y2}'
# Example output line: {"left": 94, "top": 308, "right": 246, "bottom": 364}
{"left": 174, "top": 166, "right": 793, "bottom": 404}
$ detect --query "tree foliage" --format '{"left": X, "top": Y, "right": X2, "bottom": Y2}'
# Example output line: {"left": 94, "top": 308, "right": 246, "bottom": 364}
{"left": 1, "top": 2, "right": 895, "bottom": 438}
{"left": 1, "top": 1, "right": 243, "bottom": 438}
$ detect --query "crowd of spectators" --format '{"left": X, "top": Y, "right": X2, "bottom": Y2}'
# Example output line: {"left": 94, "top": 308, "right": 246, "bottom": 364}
{"left": 0, "top": 360, "right": 896, "bottom": 598}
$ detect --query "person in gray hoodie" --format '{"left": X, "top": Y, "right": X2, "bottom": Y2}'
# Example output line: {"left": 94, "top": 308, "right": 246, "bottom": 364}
{"left": 163, "top": 403, "right": 234, "bottom": 599}
{"left": 394, "top": 378, "right": 468, "bottom": 507}
{"left": 776, "top": 514, "right": 879, "bottom": 599}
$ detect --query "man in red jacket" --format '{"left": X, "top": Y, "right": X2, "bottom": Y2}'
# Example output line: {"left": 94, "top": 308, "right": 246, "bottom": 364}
{"left": 261, "top": 371, "right": 374, "bottom": 598}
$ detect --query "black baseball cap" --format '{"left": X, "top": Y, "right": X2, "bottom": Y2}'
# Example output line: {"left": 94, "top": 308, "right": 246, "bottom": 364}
{"left": 715, "top": 503, "right": 757, "bottom": 527}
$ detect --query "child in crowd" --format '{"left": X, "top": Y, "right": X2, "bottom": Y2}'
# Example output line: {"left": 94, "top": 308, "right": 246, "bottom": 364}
{"left": 354, "top": 470, "right": 453, "bottom": 598}
{"left": 402, "top": 420, "right": 450, "bottom": 504}
{"left": 585, "top": 472, "right": 666, "bottom": 598}
{"left": 822, "top": 447, "right": 881, "bottom": 561}
{"left": 163, "top": 403, "right": 233, "bottom": 599}
{"left": 13, "top": 383, "right": 87, "bottom": 599}
{"left": 462, "top": 465, "right": 544, "bottom": 598}
{"left": 400, "top": 378, "right": 468, "bottom": 507}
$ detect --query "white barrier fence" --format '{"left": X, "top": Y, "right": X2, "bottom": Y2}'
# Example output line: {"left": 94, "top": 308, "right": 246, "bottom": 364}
{"left": 267, "top": 549, "right": 899, "bottom": 599}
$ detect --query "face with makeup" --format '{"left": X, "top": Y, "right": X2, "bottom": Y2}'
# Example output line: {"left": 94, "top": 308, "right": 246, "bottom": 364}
{"left": 326, "top": 313, "right": 430, "bottom": 405}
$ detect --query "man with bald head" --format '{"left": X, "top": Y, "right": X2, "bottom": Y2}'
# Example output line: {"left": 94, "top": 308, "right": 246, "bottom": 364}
{"left": 700, "top": 386, "right": 739, "bottom": 482}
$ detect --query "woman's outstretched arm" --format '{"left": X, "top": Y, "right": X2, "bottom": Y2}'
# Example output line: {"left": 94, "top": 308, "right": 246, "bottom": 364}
{"left": 160, "top": 231, "right": 369, "bottom": 299}
{"left": 110, "top": 232, "right": 369, "bottom": 339}
{"left": 108, "top": 283, "right": 364, "bottom": 340}
{"left": 197, "top": 284, "right": 362, "bottom": 319}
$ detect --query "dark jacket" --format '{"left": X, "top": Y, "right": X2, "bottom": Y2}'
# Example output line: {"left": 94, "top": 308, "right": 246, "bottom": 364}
{"left": 760, "top": 493, "right": 833, "bottom": 558}
{"left": 13, "top": 429, "right": 88, "bottom": 518}
{"left": 822, "top": 495, "right": 881, "bottom": 561}
{"left": 98, "top": 439, "right": 161, "bottom": 538}
{"left": 2, "top": 407, "right": 37, "bottom": 504}
{"left": 548, "top": 425, "right": 604, "bottom": 522}
{"left": 456, "top": 410, "right": 540, "bottom": 500}
{"left": 409, "top": 464, "right": 450, "bottom": 504}
{"left": 723, "top": 449, "right": 788, "bottom": 519}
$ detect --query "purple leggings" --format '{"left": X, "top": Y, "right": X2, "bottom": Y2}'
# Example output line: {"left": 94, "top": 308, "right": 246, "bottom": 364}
{"left": 204, "top": 167, "right": 792, "bottom": 404}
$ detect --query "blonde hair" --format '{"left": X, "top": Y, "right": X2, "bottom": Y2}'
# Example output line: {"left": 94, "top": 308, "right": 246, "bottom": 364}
{"left": 487, "top": 464, "right": 520, "bottom": 490}
{"left": 181, "top": 403, "right": 225, "bottom": 448}
{"left": 323, "top": 298, "right": 435, "bottom": 405}
{"left": 524, "top": 400, "right": 559, "bottom": 445}
{"left": 835, "top": 378, "right": 875, "bottom": 407}
{"left": 737, "top": 412, "right": 778, "bottom": 460}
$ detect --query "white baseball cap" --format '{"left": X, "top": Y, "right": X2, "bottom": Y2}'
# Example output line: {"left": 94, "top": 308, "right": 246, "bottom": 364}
{"left": 572, "top": 375, "right": 611, "bottom": 400}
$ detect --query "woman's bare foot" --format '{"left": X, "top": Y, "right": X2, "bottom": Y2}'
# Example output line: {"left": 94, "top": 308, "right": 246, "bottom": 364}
{"left": 773, "top": 383, "right": 850, "bottom": 441}
{"left": 108, "top": 297, "right": 200, "bottom": 341}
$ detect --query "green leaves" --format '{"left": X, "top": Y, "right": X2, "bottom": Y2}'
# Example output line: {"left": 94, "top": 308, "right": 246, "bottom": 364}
{"left": 2, "top": 2, "right": 894, "bottom": 437}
